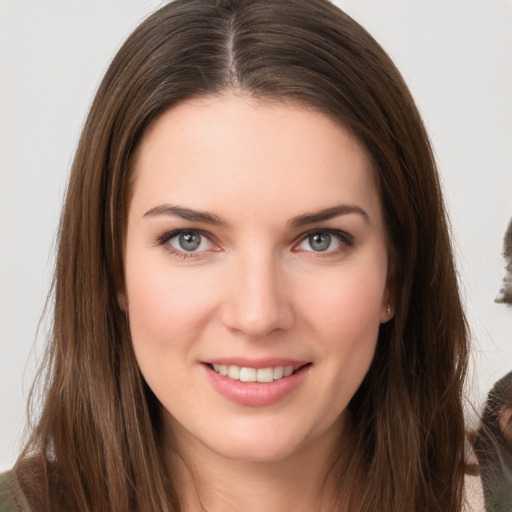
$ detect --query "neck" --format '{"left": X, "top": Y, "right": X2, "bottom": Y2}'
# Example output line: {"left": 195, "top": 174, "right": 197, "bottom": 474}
{"left": 164, "top": 417, "right": 347, "bottom": 512}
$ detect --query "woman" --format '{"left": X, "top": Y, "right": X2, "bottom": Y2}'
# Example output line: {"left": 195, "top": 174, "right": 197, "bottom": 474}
{"left": 0, "top": 0, "right": 471, "bottom": 510}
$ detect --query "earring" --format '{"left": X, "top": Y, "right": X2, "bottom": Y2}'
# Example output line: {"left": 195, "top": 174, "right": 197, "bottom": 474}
{"left": 386, "top": 304, "right": 391, "bottom": 316}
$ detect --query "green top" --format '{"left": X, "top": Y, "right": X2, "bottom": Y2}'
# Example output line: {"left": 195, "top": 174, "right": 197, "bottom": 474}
{"left": 0, "top": 472, "right": 30, "bottom": 512}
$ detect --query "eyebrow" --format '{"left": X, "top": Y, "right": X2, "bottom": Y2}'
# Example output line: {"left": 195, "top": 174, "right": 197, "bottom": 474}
{"left": 143, "top": 202, "right": 369, "bottom": 227}
{"left": 143, "top": 204, "right": 224, "bottom": 225}
{"left": 289, "top": 204, "right": 370, "bottom": 228}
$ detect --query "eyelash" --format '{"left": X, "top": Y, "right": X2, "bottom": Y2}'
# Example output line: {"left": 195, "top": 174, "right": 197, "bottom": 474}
{"left": 295, "top": 229, "right": 354, "bottom": 256}
{"left": 156, "top": 228, "right": 354, "bottom": 259}
{"left": 157, "top": 229, "right": 216, "bottom": 259}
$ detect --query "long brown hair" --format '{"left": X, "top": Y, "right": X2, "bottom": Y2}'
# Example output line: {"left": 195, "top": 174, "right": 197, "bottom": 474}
{"left": 15, "top": 1, "right": 469, "bottom": 510}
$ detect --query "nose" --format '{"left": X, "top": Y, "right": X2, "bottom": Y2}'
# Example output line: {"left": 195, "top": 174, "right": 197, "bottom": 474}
{"left": 221, "top": 250, "right": 295, "bottom": 339}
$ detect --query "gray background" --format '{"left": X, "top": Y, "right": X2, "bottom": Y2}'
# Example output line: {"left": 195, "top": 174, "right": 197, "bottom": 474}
{"left": 1, "top": 0, "right": 511, "bottom": 470}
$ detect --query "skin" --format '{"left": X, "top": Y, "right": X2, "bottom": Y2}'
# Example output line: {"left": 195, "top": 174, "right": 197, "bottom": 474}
{"left": 120, "top": 92, "right": 393, "bottom": 511}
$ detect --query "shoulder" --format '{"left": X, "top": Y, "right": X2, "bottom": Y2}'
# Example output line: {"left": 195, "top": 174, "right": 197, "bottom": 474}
{"left": 0, "top": 457, "right": 55, "bottom": 512}
{"left": 0, "top": 471, "right": 31, "bottom": 512}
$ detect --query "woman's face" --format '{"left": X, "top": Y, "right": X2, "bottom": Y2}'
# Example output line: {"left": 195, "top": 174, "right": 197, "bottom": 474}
{"left": 121, "top": 93, "right": 392, "bottom": 463}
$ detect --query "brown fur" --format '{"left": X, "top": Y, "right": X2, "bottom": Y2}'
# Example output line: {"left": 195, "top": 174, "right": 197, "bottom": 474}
{"left": 497, "top": 219, "right": 512, "bottom": 304}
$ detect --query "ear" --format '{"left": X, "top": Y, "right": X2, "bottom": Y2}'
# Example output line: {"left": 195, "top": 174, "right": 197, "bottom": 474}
{"left": 380, "top": 263, "right": 395, "bottom": 323}
{"left": 380, "top": 301, "right": 394, "bottom": 323}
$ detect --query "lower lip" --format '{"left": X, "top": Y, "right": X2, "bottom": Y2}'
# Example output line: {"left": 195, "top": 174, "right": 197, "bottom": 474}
{"left": 203, "top": 364, "right": 311, "bottom": 407}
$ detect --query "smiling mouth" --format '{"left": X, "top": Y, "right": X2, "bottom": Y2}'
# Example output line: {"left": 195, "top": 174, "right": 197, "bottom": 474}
{"left": 206, "top": 363, "right": 310, "bottom": 383}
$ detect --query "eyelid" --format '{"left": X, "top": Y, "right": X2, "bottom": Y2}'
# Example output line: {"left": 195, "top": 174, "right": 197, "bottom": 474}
{"left": 157, "top": 228, "right": 221, "bottom": 257}
{"left": 292, "top": 228, "right": 354, "bottom": 253}
{"left": 156, "top": 227, "right": 353, "bottom": 258}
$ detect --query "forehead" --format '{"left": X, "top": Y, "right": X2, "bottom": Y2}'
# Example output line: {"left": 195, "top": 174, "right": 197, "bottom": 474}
{"left": 130, "top": 93, "right": 381, "bottom": 224}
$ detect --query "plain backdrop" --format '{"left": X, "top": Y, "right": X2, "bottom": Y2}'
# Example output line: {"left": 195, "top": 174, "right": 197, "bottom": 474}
{"left": 1, "top": 0, "right": 511, "bottom": 471}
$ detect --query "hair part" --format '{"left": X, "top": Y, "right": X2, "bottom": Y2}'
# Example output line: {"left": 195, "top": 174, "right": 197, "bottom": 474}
{"left": 16, "top": 1, "right": 469, "bottom": 511}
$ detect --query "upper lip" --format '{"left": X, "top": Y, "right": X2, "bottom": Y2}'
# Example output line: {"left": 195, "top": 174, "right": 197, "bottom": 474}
{"left": 203, "top": 357, "right": 310, "bottom": 369}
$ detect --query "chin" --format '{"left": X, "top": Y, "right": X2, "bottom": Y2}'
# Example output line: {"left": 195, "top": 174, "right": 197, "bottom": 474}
{"left": 211, "top": 435, "right": 307, "bottom": 464}
{"left": 201, "top": 414, "right": 334, "bottom": 465}
{"left": 169, "top": 413, "right": 311, "bottom": 464}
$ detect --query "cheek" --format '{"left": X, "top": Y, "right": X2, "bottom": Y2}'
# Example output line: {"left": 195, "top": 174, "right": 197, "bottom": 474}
{"left": 124, "top": 257, "right": 219, "bottom": 356}
{"left": 124, "top": 262, "right": 221, "bottom": 410}
{"left": 301, "top": 263, "right": 387, "bottom": 338}
{"left": 298, "top": 260, "right": 386, "bottom": 388}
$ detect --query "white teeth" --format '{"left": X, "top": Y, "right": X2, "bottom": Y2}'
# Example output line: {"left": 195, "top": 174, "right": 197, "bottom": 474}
{"left": 256, "top": 367, "right": 274, "bottom": 383}
{"left": 239, "top": 367, "right": 257, "bottom": 382}
{"left": 227, "top": 365, "right": 240, "bottom": 379}
{"left": 283, "top": 366, "right": 294, "bottom": 377}
{"left": 273, "top": 366, "right": 284, "bottom": 379}
{"left": 210, "top": 364, "right": 302, "bottom": 382}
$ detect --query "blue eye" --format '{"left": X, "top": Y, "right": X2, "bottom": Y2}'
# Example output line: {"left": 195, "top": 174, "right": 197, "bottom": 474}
{"left": 166, "top": 231, "right": 213, "bottom": 253}
{"left": 307, "top": 233, "right": 333, "bottom": 252}
{"left": 296, "top": 230, "right": 350, "bottom": 253}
